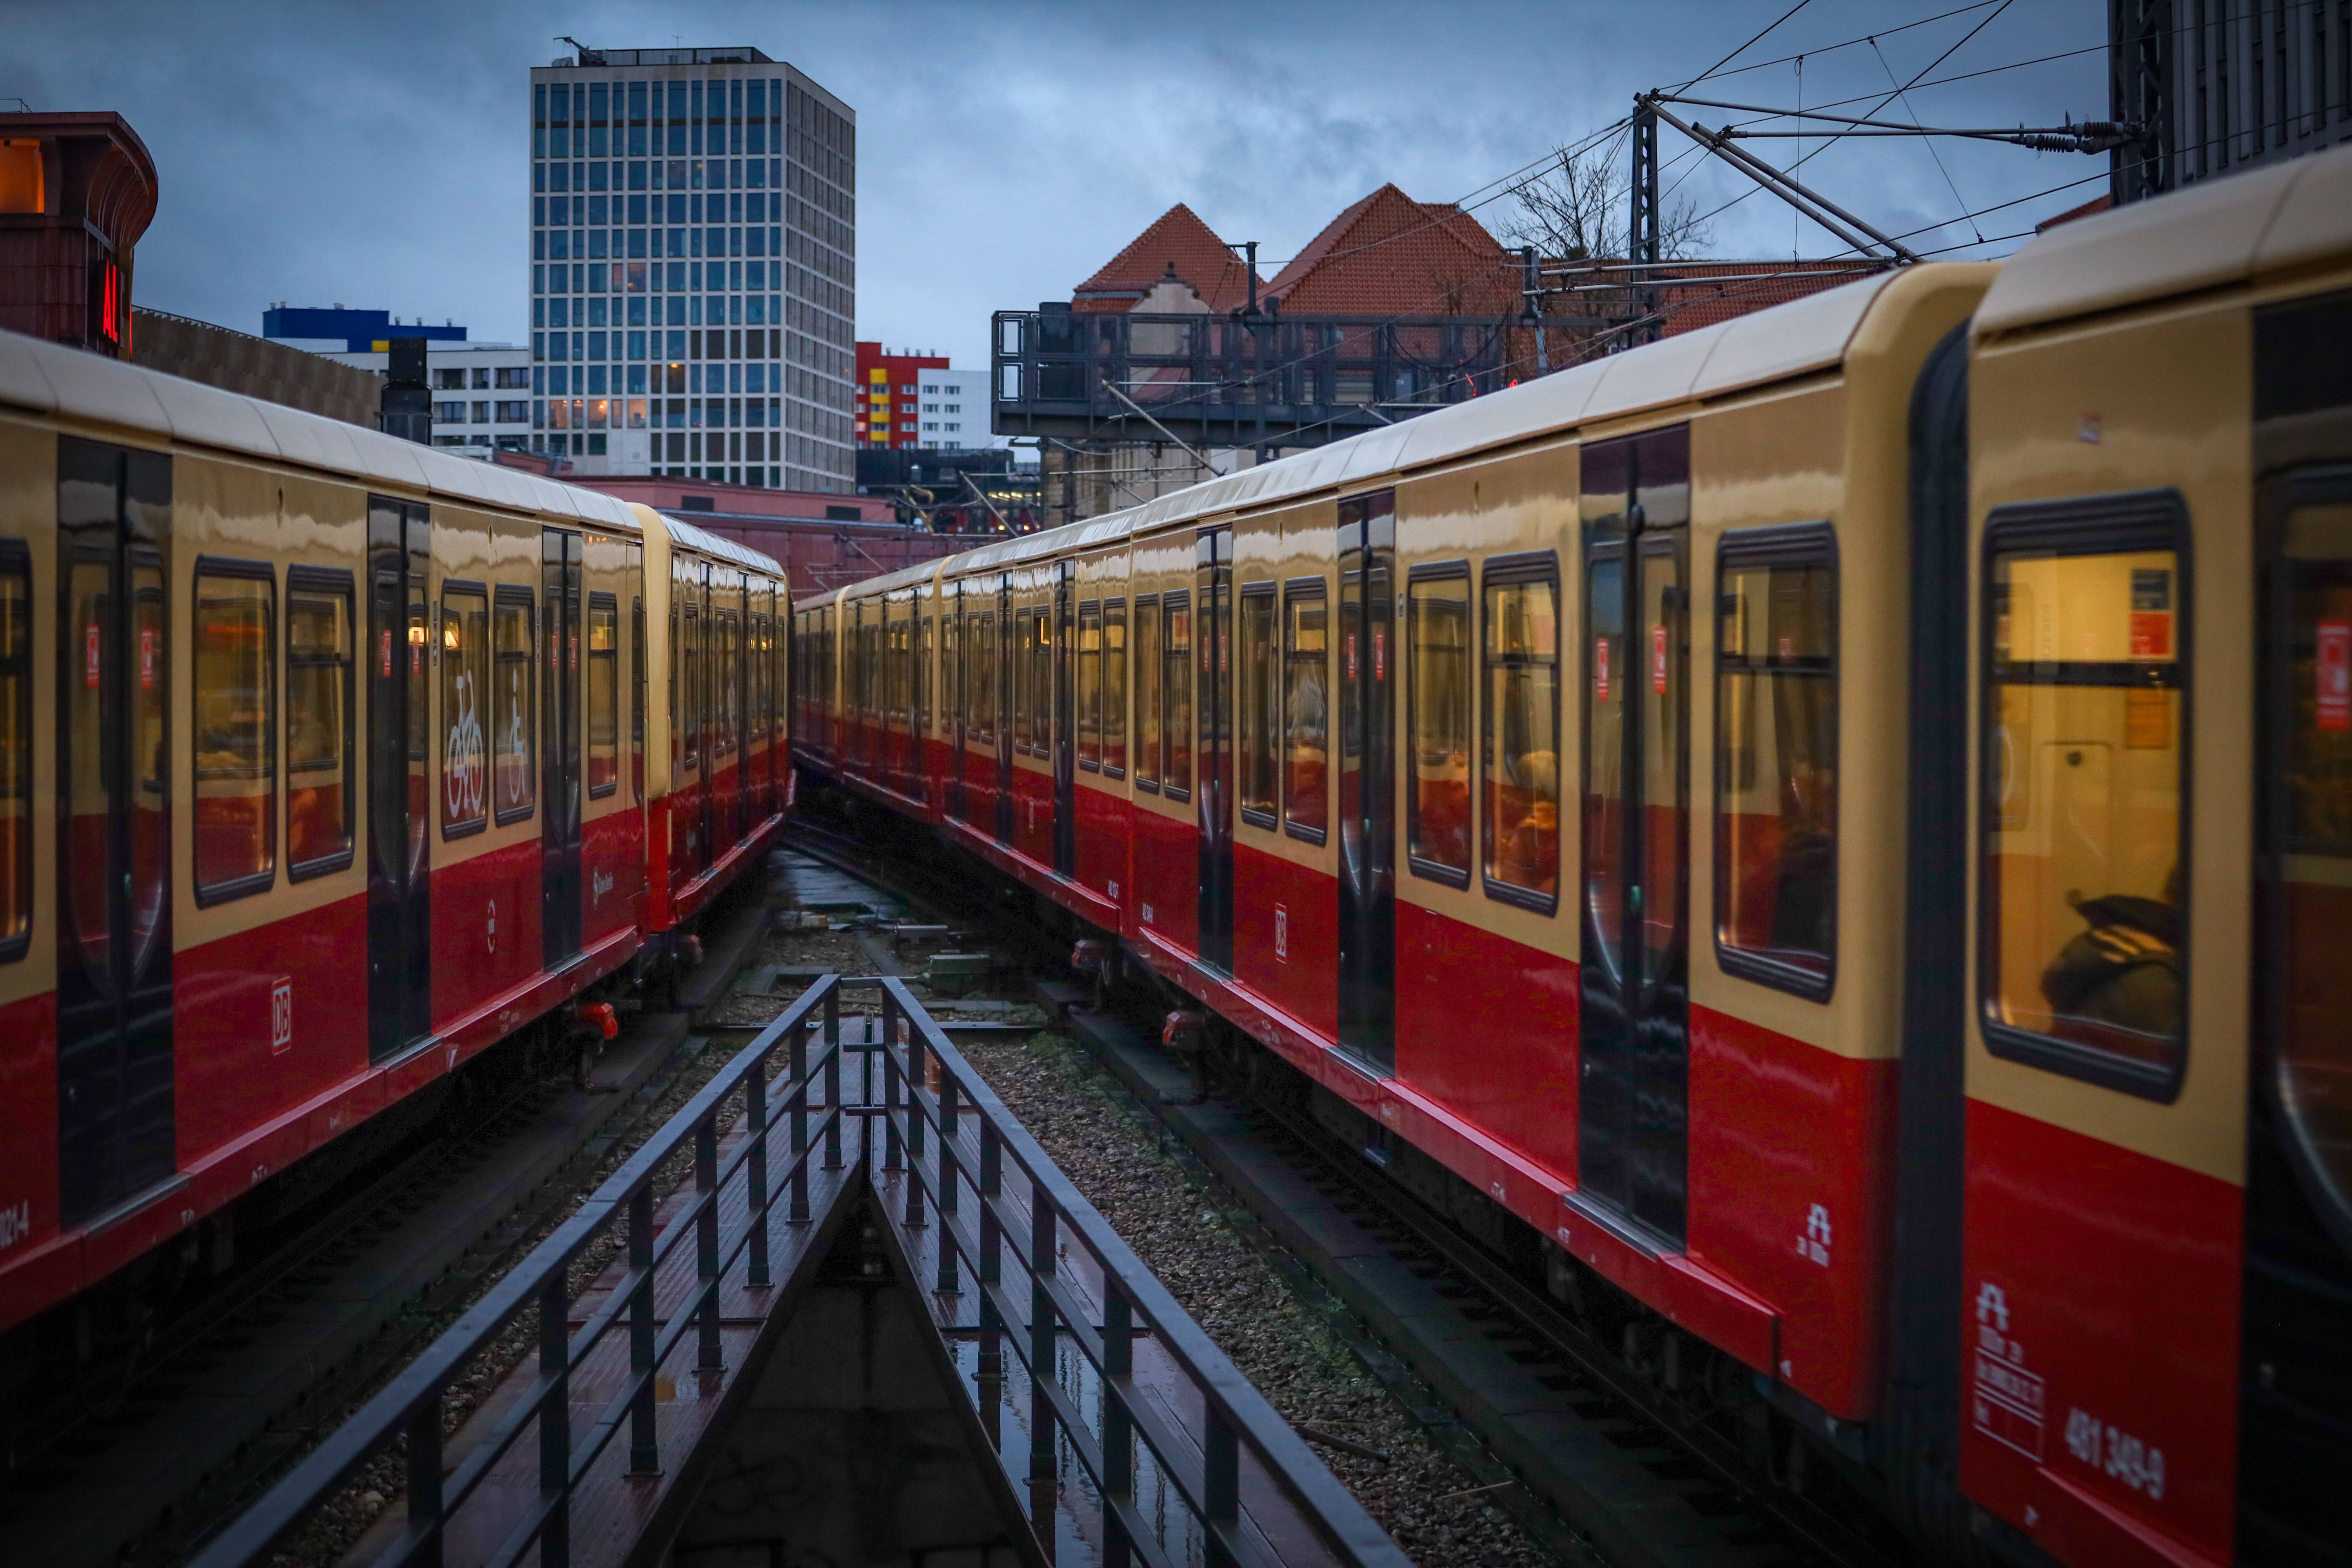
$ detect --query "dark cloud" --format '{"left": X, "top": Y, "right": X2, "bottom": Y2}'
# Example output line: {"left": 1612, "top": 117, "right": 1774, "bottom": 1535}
{"left": 11, "top": 0, "right": 2104, "bottom": 367}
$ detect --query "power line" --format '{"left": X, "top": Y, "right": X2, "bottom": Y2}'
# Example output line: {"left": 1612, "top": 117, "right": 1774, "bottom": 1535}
{"left": 1671, "top": 0, "right": 1815, "bottom": 91}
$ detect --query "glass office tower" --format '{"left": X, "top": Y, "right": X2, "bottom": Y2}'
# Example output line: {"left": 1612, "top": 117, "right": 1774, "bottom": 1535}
{"left": 528, "top": 45, "right": 855, "bottom": 490}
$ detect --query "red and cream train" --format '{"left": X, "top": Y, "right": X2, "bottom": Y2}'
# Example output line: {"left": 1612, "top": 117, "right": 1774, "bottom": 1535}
{"left": 0, "top": 327, "right": 791, "bottom": 1343}
{"left": 795, "top": 148, "right": 2352, "bottom": 1568}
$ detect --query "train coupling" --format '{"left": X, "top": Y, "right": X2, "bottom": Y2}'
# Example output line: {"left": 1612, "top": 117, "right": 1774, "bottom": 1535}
{"left": 574, "top": 1001, "right": 619, "bottom": 1041}
{"left": 677, "top": 933, "right": 704, "bottom": 969}
{"left": 1070, "top": 939, "right": 1112, "bottom": 975}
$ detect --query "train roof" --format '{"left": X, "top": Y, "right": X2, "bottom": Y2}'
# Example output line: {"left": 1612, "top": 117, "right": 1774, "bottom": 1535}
{"left": 1978, "top": 138, "right": 2352, "bottom": 337}
{"left": 659, "top": 512, "right": 784, "bottom": 578}
{"left": 0, "top": 323, "right": 642, "bottom": 533}
{"left": 800, "top": 261, "right": 1967, "bottom": 604}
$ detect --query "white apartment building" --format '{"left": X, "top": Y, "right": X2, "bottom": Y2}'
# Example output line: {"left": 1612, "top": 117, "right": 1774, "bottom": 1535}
{"left": 529, "top": 44, "right": 855, "bottom": 489}
{"left": 913, "top": 367, "right": 992, "bottom": 451}
{"left": 310, "top": 341, "right": 537, "bottom": 456}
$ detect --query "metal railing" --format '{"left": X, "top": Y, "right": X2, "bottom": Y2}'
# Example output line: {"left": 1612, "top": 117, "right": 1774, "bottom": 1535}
{"left": 991, "top": 306, "right": 1606, "bottom": 447}
{"left": 186, "top": 977, "right": 858, "bottom": 1568}
{"left": 188, "top": 975, "right": 1407, "bottom": 1568}
{"left": 866, "top": 977, "right": 1409, "bottom": 1568}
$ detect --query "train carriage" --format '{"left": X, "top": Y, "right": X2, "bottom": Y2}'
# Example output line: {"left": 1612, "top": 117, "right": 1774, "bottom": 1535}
{"left": 0, "top": 327, "right": 789, "bottom": 1343}
{"left": 797, "top": 142, "right": 2352, "bottom": 1568}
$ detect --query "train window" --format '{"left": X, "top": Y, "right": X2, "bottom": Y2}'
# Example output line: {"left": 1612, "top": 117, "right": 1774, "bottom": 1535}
{"left": 1283, "top": 579, "right": 1328, "bottom": 842}
{"left": 0, "top": 542, "right": 28, "bottom": 955}
{"left": 1135, "top": 595, "right": 1160, "bottom": 791}
{"left": 1238, "top": 584, "right": 1278, "bottom": 825}
{"left": 1162, "top": 591, "right": 1192, "bottom": 799}
{"left": 1013, "top": 607, "right": 1035, "bottom": 754}
{"left": 1482, "top": 557, "right": 1560, "bottom": 907}
{"left": 494, "top": 586, "right": 537, "bottom": 822}
{"left": 1982, "top": 495, "right": 2188, "bottom": 1099}
{"left": 969, "top": 613, "right": 996, "bottom": 746}
{"left": 681, "top": 604, "right": 701, "bottom": 773}
{"left": 1715, "top": 526, "right": 1837, "bottom": 998}
{"left": 632, "top": 597, "right": 646, "bottom": 801}
{"left": 917, "top": 615, "right": 932, "bottom": 738}
{"left": 285, "top": 570, "right": 352, "bottom": 878}
{"left": 1103, "top": 598, "right": 1127, "bottom": 779}
{"left": 1407, "top": 565, "right": 1472, "bottom": 882}
{"left": 192, "top": 561, "right": 277, "bottom": 904}
{"left": 1077, "top": 600, "right": 1103, "bottom": 771}
{"left": 1031, "top": 605, "right": 1053, "bottom": 754}
{"left": 588, "top": 592, "right": 619, "bottom": 797}
{"left": 439, "top": 583, "right": 490, "bottom": 836}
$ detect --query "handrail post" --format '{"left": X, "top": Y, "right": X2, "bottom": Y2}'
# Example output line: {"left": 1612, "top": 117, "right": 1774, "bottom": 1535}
{"left": 1102, "top": 1283, "right": 1133, "bottom": 1568}
{"left": 881, "top": 991, "right": 903, "bottom": 1173}
{"left": 822, "top": 988, "right": 842, "bottom": 1171}
{"left": 407, "top": 1392, "right": 445, "bottom": 1568}
{"left": 747, "top": 1040, "right": 770, "bottom": 1288}
{"left": 790, "top": 1016, "right": 810, "bottom": 1222}
{"left": 538, "top": 1272, "right": 571, "bottom": 1568}
{"left": 936, "top": 1071, "right": 960, "bottom": 1295}
{"left": 628, "top": 1186, "right": 661, "bottom": 1476}
{"left": 1028, "top": 1183, "right": 1058, "bottom": 1538}
{"left": 696, "top": 1111, "right": 723, "bottom": 1374}
{"left": 977, "top": 1115, "right": 1002, "bottom": 1403}
{"left": 1205, "top": 1407, "right": 1240, "bottom": 1568}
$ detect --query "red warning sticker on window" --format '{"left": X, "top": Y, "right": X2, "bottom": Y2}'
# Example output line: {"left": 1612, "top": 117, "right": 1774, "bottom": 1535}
{"left": 382, "top": 628, "right": 394, "bottom": 676}
{"left": 1595, "top": 637, "right": 1610, "bottom": 701}
{"left": 140, "top": 628, "right": 155, "bottom": 691}
{"left": 1652, "top": 625, "right": 1668, "bottom": 694}
{"left": 85, "top": 623, "right": 100, "bottom": 688}
{"left": 2319, "top": 620, "right": 2351, "bottom": 732}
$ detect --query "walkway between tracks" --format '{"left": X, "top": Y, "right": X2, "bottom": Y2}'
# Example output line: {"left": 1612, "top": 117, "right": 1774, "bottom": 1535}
{"left": 185, "top": 974, "right": 1410, "bottom": 1568}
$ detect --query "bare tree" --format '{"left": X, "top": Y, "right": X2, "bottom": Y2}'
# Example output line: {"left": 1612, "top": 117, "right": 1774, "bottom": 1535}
{"left": 1501, "top": 141, "right": 1712, "bottom": 262}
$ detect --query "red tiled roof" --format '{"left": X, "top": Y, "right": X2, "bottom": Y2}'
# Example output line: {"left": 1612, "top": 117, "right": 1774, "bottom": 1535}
{"left": 1263, "top": 183, "right": 1517, "bottom": 316}
{"left": 1073, "top": 203, "right": 1260, "bottom": 314}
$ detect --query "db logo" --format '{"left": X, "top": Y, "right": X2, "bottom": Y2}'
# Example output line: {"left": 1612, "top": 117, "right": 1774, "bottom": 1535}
{"left": 270, "top": 978, "right": 294, "bottom": 1054}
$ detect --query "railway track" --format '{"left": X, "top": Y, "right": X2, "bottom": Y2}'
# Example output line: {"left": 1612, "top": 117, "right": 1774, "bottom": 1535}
{"left": 780, "top": 802, "right": 1907, "bottom": 1568}
{"left": 0, "top": 868, "right": 786, "bottom": 1568}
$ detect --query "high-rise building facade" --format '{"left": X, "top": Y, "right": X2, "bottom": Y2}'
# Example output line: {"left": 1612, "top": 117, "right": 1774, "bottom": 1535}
{"left": 529, "top": 45, "right": 855, "bottom": 490}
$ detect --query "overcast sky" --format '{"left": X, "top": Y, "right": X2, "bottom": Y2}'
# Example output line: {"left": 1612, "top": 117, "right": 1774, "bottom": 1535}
{"left": 14, "top": 1, "right": 2106, "bottom": 368}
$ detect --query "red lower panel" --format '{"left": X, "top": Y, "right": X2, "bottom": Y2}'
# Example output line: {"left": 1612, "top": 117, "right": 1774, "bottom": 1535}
{"left": 432, "top": 839, "right": 544, "bottom": 1031}
{"left": 646, "top": 792, "right": 673, "bottom": 930}
{"left": 1077, "top": 779, "right": 1129, "bottom": 908}
{"left": 0, "top": 988, "right": 59, "bottom": 1285}
{"left": 1132, "top": 805, "right": 1198, "bottom": 956}
{"left": 1395, "top": 898, "right": 1578, "bottom": 1183}
{"left": 178, "top": 892, "right": 371, "bottom": 1162}
{"left": 1688, "top": 1006, "right": 1893, "bottom": 1419}
{"left": 1013, "top": 765, "right": 1054, "bottom": 866}
{"left": 1233, "top": 842, "right": 1337, "bottom": 1043}
{"left": 583, "top": 804, "right": 645, "bottom": 948}
{"left": 1960, "top": 1098, "right": 2239, "bottom": 1568}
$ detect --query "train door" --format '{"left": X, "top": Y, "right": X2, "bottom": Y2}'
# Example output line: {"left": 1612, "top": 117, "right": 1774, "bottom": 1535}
{"left": 367, "top": 495, "right": 432, "bottom": 1063}
{"left": 1577, "top": 428, "right": 1692, "bottom": 1245}
{"left": 951, "top": 583, "right": 969, "bottom": 824}
{"left": 55, "top": 438, "right": 175, "bottom": 1225}
{"left": 1336, "top": 494, "right": 1396, "bottom": 1071}
{"left": 541, "top": 528, "right": 583, "bottom": 966}
{"left": 2243, "top": 293, "right": 2352, "bottom": 1559}
{"left": 1196, "top": 529, "right": 1235, "bottom": 971}
{"left": 1054, "top": 560, "right": 1076, "bottom": 877}
{"left": 995, "top": 576, "right": 1014, "bottom": 846}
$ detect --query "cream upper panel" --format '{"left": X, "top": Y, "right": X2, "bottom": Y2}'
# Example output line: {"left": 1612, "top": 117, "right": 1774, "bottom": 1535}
{"left": 1392, "top": 436, "right": 1581, "bottom": 957}
{"left": 1966, "top": 296, "right": 2253, "bottom": 1186}
{"left": 1976, "top": 141, "right": 2352, "bottom": 338}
